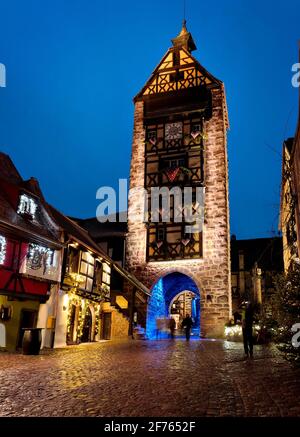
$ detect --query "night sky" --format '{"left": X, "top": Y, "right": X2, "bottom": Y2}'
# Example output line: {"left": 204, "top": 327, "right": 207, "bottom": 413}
{"left": 0, "top": 0, "right": 299, "bottom": 239}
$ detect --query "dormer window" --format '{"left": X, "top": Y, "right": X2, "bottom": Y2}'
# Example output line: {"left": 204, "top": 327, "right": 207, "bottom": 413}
{"left": 17, "top": 194, "right": 37, "bottom": 220}
{"left": 0, "top": 235, "right": 7, "bottom": 265}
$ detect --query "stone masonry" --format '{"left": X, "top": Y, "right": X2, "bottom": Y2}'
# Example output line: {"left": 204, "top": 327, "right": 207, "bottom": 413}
{"left": 127, "top": 71, "right": 231, "bottom": 338}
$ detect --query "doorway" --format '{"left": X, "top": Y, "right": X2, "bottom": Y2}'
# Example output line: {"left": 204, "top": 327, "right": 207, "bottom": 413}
{"left": 81, "top": 306, "right": 93, "bottom": 342}
{"left": 17, "top": 309, "right": 37, "bottom": 348}
{"left": 169, "top": 291, "right": 200, "bottom": 336}
{"left": 146, "top": 272, "right": 201, "bottom": 339}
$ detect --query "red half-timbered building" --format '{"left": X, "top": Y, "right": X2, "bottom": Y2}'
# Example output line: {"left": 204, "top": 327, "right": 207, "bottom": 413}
{"left": 0, "top": 153, "right": 63, "bottom": 350}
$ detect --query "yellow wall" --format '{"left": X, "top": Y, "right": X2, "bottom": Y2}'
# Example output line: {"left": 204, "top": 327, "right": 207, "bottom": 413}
{"left": 0, "top": 295, "right": 40, "bottom": 351}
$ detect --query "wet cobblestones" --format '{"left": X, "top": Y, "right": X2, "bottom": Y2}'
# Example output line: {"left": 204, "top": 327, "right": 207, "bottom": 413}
{"left": 0, "top": 339, "right": 300, "bottom": 417}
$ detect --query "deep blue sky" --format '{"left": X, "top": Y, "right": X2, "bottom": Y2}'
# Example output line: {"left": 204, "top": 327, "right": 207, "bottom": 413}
{"left": 0, "top": 0, "right": 299, "bottom": 239}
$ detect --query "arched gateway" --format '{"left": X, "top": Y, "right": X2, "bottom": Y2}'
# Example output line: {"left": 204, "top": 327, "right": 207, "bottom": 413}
{"left": 146, "top": 272, "right": 200, "bottom": 339}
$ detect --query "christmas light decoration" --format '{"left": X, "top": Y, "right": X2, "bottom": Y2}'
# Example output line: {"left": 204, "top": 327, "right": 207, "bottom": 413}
{"left": 27, "top": 243, "right": 55, "bottom": 271}
{"left": 17, "top": 194, "right": 37, "bottom": 219}
{"left": 0, "top": 235, "right": 7, "bottom": 265}
{"left": 224, "top": 324, "right": 261, "bottom": 339}
{"left": 224, "top": 325, "right": 243, "bottom": 338}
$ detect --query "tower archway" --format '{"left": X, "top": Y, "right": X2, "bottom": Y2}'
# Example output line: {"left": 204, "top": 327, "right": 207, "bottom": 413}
{"left": 146, "top": 272, "right": 201, "bottom": 339}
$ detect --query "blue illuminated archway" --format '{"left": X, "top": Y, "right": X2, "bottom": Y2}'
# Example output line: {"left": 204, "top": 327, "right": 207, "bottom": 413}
{"left": 146, "top": 272, "right": 201, "bottom": 339}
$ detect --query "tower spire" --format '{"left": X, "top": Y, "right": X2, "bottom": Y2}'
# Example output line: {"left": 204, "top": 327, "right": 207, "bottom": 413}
{"left": 172, "top": 19, "right": 196, "bottom": 52}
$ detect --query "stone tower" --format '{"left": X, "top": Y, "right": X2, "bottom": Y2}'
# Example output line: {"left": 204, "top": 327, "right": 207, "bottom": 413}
{"left": 126, "top": 22, "right": 231, "bottom": 337}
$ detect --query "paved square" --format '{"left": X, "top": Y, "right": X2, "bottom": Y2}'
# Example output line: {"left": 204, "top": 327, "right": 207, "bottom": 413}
{"left": 0, "top": 339, "right": 300, "bottom": 417}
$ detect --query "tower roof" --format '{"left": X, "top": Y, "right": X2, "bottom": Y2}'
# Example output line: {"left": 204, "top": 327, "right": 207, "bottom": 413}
{"left": 171, "top": 20, "right": 197, "bottom": 52}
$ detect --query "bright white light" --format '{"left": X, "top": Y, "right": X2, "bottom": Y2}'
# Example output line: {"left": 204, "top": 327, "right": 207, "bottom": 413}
{"left": 224, "top": 325, "right": 243, "bottom": 337}
{"left": 0, "top": 235, "right": 7, "bottom": 265}
{"left": 17, "top": 194, "right": 37, "bottom": 218}
{"left": 28, "top": 243, "right": 55, "bottom": 267}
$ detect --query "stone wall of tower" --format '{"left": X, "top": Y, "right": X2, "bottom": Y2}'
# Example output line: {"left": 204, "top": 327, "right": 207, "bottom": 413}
{"left": 126, "top": 88, "right": 231, "bottom": 338}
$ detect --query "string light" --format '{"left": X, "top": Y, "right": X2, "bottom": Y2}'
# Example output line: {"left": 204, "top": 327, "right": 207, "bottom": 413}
{"left": 0, "top": 235, "right": 7, "bottom": 265}
{"left": 27, "top": 243, "right": 55, "bottom": 270}
{"left": 17, "top": 194, "right": 37, "bottom": 219}
{"left": 225, "top": 324, "right": 261, "bottom": 338}
{"left": 225, "top": 325, "right": 242, "bottom": 338}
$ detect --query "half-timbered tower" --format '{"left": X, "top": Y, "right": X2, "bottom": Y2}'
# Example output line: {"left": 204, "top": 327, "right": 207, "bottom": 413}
{"left": 126, "top": 22, "right": 231, "bottom": 337}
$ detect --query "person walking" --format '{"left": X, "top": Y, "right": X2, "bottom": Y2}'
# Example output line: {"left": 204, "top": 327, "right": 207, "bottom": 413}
{"left": 181, "top": 314, "right": 193, "bottom": 341}
{"left": 169, "top": 317, "right": 176, "bottom": 339}
{"left": 242, "top": 301, "right": 254, "bottom": 358}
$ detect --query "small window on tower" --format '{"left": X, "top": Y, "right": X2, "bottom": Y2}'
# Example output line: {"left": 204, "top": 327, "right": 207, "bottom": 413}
{"left": 157, "top": 227, "right": 166, "bottom": 242}
{"left": 191, "top": 124, "right": 201, "bottom": 134}
{"left": 165, "top": 157, "right": 186, "bottom": 169}
{"left": 147, "top": 130, "right": 157, "bottom": 143}
{"left": 170, "top": 71, "right": 184, "bottom": 83}
{"left": 173, "top": 51, "right": 180, "bottom": 66}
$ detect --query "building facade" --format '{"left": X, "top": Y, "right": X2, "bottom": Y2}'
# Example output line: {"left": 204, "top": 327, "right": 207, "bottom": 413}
{"left": 126, "top": 23, "right": 231, "bottom": 337}
{"left": 0, "top": 153, "right": 63, "bottom": 351}
{"left": 230, "top": 236, "right": 283, "bottom": 314}
{"left": 50, "top": 207, "right": 132, "bottom": 347}
{"left": 280, "top": 138, "right": 299, "bottom": 271}
{"left": 0, "top": 153, "right": 149, "bottom": 350}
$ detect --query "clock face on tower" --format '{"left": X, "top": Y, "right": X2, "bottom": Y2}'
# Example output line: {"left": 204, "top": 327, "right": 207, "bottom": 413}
{"left": 165, "top": 122, "right": 183, "bottom": 140}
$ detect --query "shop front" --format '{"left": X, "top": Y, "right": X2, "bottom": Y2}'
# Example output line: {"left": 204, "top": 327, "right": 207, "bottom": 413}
{"left": 0, "top": 233, "right": 62, "bottom": 351}
{"left": 66, "top": 293, "right": 101, "bottom": 344}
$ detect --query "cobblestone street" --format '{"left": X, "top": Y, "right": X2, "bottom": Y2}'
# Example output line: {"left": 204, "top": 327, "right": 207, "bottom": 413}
{"left": 0, "top": 339, "right": 300, "bottom": 417}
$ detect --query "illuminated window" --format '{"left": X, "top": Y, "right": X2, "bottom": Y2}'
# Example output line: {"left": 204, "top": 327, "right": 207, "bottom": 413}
{"left": 0, "top": 235, "right": 7, "bottom": 265}
{"left": 79, "top": 251, "right": 95, "bottom": 292}
{"left": 17, "top": 194, "right": 37, "bottom": 219}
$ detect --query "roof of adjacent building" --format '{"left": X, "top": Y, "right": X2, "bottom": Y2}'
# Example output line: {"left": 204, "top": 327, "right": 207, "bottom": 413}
{"left": 231, "top": 236, "right": 283, "bottom": 272}
{"left": 0, "top": 152, "right": 62, "bottom": 248}
{"left": 74, "top": 214, "right": 127, "bottom": 240}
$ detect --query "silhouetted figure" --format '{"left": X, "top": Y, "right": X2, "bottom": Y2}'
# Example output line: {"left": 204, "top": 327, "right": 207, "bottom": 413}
{"left": 233, "top": 310, "right": 242, "bottom": 324}
{"left": 242, "top": 301, "right": 254, "bottom": 358}
{"left": 169, "top": 317, "right": 176, "bottom": 339}
{"left": 181, "top": 314, "right": 193, "bottom": 341}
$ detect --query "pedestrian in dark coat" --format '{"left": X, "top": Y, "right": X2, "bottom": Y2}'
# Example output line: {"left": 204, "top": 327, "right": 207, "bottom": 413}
{"left": 169, "top": 317, "right": 176, "bottom": 339}
{"left": 242, "top": 301, "right": 254, "bottom": 358}
{"left": 181, "top": 314, "right": 193, "bottom": 341}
